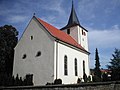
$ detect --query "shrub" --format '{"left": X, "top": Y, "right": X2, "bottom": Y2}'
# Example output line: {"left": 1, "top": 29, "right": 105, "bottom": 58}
{"left": 54, "top": 79, "right": 62, "bottom": 84}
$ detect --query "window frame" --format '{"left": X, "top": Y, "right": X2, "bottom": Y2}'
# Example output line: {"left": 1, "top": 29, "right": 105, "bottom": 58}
{"left": 83, "top": 60, "right": 85, "bottom": 74}
{"left": 74, "top": 58, "right": 78, "bottom": 76}
{"left": 30, "top": 36, "right": 33, "bottom": 40}
{"left": 67, "top": 29, "right": 70, "bottom": 34}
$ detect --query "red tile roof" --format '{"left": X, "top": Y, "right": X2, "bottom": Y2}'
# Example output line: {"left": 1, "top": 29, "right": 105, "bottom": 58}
{"left": 101, "top": 69, "right": 112, "bottom": 73}
{"left": 36, "top": 17, "right": 86, "bottom": 52}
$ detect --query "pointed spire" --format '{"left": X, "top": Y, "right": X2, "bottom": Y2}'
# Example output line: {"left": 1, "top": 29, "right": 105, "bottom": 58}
{"left": 68, "top": 0, "right": 80, "bottom": 25}
{"left": 61, "top": 0, "right": 80, "bottom": 30}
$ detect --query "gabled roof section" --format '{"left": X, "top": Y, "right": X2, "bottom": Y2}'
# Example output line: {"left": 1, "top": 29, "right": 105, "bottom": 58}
{"left": 61, "top": 1, "right": 80, "bottom": 30}
{"left": 35, "top": 17, "right": 88, "bottom": 53}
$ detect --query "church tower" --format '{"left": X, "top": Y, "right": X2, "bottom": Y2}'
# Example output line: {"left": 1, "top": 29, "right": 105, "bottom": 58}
{"left": 61, "top": 1, "right": 88, "bottom": 51}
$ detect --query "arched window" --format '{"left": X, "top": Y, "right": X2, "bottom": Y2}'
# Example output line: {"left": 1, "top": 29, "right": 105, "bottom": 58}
{"left": 83, "top": 60, "right": 85, "bottom": 74}
{"left": 75, "top": 58, "right": 78, "bottom": 76}
{"left": 64, "top": 55, "right": 68, "bottom": 75}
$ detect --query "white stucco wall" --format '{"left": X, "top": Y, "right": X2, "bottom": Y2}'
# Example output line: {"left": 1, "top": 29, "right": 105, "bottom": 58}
{"left": 13, "top": 17, "right": 54, "bottom": 85}
{"left": 62, "top": 26, "right": 79, "bottom": 43}
{"left": 79, "top": 27, "right": 88, "bottom": 51}
{"left": 56, "top": 42, "right": 90, "bottom": 84}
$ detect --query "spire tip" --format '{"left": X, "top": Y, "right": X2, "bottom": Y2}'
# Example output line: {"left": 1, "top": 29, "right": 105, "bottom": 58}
{"left": 72, "top": 0, "right": 74, "bottom": 6}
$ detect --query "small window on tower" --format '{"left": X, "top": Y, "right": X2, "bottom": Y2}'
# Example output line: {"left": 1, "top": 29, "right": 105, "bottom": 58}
{"left": 67, "top": 29, "right": 70, "bottom": 34}
{"left": 84, "top": 32, "right": 86, "bottom": 36}
{"left": 82, "top": 30, "right": 84, "bottom": 35}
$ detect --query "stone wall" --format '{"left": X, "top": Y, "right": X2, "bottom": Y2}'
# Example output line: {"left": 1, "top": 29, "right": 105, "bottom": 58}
{"left": 1, "top": 81, "right": 120, "bottom": 90}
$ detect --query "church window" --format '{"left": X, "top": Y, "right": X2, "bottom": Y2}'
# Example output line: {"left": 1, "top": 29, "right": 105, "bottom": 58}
{"left": 82, "top": 30, "right": 84, "bottom": 35}
{"left": 74, "top": 58, "right": 78, "bottom": 76}
{"left": 30, "top": 36, "right": 33, "bottom": 40}
{"left": 64, "top": 55, "right": 68, "bottom": 75}
{"left": 67, "top": 29, "right": 70, "bottom": 34}
{"left": 36, "top": 51, "right": 41, "bottom": 57}
{"left": 83, "top": 60, "right": 85, "bottom": 74}
{"left": 22, "top": 54, "right": 27, "bottom": 59}
{"left": 84, "top": 32, "right": 86, "bottom": 36}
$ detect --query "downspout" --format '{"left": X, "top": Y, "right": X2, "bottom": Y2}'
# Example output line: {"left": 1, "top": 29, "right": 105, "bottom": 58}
{"left": 56, "top": 40, "right": 59, "bottom": 79}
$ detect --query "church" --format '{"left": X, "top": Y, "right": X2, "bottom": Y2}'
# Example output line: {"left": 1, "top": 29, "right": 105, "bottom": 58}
{"left": 13, "top": 2, "right": 90, "bottom": 85}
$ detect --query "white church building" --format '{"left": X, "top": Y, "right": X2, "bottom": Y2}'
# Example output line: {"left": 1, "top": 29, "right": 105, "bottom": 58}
{"left": 13, "top": 2, "right": 90, "bottom": 85}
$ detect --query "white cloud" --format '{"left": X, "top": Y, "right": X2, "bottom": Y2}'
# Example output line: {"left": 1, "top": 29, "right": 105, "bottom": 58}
{"left": 77, "top": 0, "right": 120, "bottom": 22}
{"left": 36, "top": 0, "right": 67, "bottom": 28}
{"left": 41, "top": 16, "right": 56, "bottom": 26}
{"left": 88, "top": 26, "right": 120, "bottom": 49}
{"left": 105, "top": 0, "right": 120, "bottom": 14}
{"left": 111, "top": 24, "right": 120, "bottom": 30}
{"left": 7, "top": 15, "right": 28, "bottom": 23}
{"left": 41, "top": 0, "right": 65, "bottom": 15}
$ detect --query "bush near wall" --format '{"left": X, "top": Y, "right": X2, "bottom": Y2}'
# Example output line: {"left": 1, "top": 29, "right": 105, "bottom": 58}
{"left": 0, "top": 74, "right": 33, "bottom": 86}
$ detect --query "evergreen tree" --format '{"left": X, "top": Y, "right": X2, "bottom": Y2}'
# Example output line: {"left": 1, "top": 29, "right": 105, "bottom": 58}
{"left": 107, "top": 48, "right": 120, "bottom": 80}
{"left": 94, "top": 48, "right": 101, "bottom": 81}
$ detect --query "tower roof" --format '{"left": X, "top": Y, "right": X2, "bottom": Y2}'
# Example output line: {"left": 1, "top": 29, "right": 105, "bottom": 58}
{"left": 61, "top": 1, "right": 80, "bottom": 30}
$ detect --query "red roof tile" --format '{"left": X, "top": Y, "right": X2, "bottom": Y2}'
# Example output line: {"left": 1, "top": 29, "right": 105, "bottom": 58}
{"left": 36, "top": 17, "right": 86, "bottom": 52}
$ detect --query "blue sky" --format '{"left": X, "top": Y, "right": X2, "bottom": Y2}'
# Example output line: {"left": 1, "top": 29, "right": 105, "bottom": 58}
{"left": 0, "top": 0, "right": 120, "bottom": 69}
